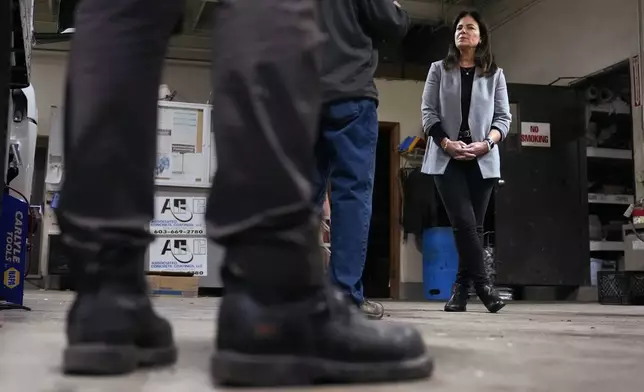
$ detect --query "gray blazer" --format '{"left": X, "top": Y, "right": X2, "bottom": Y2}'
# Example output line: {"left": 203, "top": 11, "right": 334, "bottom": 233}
{"left": 420, "top": 60, "right": 512, "bottom": 179}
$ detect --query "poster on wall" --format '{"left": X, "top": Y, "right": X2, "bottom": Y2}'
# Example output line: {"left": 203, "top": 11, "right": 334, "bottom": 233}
{"left": 155, "top": 103, "right": 211, "bottom": 188}
{"left": 150, "top": 196, "right": 207, "bottom": 235}
{"left": 148, "top": 237, "right": 208, "bottom": 276}
{"left": 520, "top": 122, "right": 551, "bottom": 147}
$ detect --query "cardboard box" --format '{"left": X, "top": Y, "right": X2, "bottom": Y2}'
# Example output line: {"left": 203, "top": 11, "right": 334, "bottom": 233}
{"left": 147, "top": 274, "right": 199, "bottom": 298}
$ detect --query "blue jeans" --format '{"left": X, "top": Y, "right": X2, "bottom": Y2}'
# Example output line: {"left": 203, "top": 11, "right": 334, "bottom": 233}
{"left": 314, "top": 99, "right": 379, "bottom": 305}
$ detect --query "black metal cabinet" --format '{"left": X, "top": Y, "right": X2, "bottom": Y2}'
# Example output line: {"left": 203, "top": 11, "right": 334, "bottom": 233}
{"left": 494, "top": 84, "right": 588, "bottom": 286}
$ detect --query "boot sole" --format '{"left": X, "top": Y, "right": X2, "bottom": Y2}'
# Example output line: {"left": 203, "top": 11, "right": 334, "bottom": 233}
{"left": 487, "top": 302, "right": 506, "bottom": 313}
{"left": 211, "top": 350, "right": 434, "bottom": 386}
{"left": 63, "top": 344, "right": 177, "bottom": 375}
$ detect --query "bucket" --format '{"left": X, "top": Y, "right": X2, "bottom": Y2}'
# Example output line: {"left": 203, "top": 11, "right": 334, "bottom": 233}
{"left": 422, "top": 227, "right": 459, "bottom": 301}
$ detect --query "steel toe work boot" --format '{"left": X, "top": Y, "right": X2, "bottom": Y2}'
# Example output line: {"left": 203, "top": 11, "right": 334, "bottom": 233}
{"left": 211, "top": 278, "right": 433, "bottom": 386}
{"left": 62, "top": 245, "right": 177, "bottom": 375}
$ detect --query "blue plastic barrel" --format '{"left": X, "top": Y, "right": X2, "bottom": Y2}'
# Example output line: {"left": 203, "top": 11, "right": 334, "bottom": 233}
{"left": 422, "top": 227, "right": 459, "bottom": 301}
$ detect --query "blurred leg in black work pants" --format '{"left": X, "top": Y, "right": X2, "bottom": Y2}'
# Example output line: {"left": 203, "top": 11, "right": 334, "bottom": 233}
{"left": 56, "top": 0, "right": 433, "bottom": 386}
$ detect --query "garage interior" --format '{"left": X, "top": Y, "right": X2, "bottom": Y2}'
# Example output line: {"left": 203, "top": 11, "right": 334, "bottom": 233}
{"left": 2, "top": 0, "right": 644, "bottom": 391}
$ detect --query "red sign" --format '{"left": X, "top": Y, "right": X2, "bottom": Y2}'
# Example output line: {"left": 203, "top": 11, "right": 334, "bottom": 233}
{"left": 520, "top": 122, "right": 551, "bottom": 147}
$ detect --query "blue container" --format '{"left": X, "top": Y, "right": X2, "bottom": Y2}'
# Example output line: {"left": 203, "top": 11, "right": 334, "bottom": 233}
{"left": 422, "top": 227, "right": 459, "bottom": 301}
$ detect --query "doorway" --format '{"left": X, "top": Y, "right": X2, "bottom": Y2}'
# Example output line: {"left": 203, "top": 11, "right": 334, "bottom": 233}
{"left": 363, "top": 122, "right": 401, "bottom": 299}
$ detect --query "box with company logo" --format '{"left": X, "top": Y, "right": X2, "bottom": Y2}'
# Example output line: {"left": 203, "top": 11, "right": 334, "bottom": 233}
{"left": 147, "top": 273, "right": 199, "bottom": 298}
{"left": 150, "top": 196, "right": 207, "bottom": 236}
{"left": 148, "top": 236, "right": 208, "bottom": 276}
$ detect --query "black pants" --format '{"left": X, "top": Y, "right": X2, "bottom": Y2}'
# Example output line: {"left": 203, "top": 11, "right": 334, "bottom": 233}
{"left": 434, "top": 160, "right": 495, "bottom": 285}
{"left": 56, "top": 0, "right": 325, "bottom": 292}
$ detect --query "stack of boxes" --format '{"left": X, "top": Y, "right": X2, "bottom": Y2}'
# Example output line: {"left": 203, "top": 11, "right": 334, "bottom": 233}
{"left": 147, "top": 196, "right": 209, "bottom": 298}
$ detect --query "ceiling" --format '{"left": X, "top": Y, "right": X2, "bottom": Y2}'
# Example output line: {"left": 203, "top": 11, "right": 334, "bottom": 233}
{"left": 32, "top": 0, "right": 526, "bottom": 62}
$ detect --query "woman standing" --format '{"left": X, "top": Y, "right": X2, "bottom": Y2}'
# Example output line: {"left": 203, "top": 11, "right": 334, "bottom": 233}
{"left": 421, "top": 10, "right": 511, "bottom": 313}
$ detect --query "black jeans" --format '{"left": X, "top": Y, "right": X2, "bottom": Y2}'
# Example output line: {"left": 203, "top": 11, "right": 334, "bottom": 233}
{"left": 56, "top": 0, "right": 325, "bottom": 293}
{"left": 434, "top": 159, "right": 495, "bottom": 285}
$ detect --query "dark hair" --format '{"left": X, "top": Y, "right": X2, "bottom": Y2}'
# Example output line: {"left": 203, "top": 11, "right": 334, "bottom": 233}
{"left": 443, "top": 10, "right": 497, "bottom": 77}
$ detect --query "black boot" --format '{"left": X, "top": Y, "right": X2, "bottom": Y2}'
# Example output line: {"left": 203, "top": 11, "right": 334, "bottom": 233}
{"left": 474, "top": 283, "right": 506, "bottom": 313}
{"left": 211, "top": 280, "right": 433, "bottom": 386}
{"left": 444, "top": 283, "right": 469, "bottom": 312}
{"left": 62, "top": 244, "right": 177, "bottom": 375}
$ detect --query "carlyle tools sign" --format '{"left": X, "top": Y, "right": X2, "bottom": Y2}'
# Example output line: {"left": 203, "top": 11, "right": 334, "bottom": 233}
{"left": 150, "top": 196, "right": 207, "bottom": 235}
{"left": 0, "top": 194, "right": 29, "bottom": 306}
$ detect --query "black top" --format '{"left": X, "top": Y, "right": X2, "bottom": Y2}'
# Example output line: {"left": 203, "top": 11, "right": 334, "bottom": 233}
{"left": 427, "top": 66, "right": 476, "bottom": 146}
{"left": 459, "top": 67, "right": 475, "bottom": 130}
{"left": 318, "top": 0, "right": 410, "bottom": 104}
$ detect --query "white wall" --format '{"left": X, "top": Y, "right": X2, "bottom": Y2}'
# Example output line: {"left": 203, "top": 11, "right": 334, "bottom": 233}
{"left": 31, "top": 51, "right": 426, "bottom": 285}
{"left": 488, "top": 0, "right": 639, "bottom": 84}
{"left": 31, "top": 51, "right": 213, "bottom": 135}
{"left": 31, "top": 52, "right": 67, "bottom": 136}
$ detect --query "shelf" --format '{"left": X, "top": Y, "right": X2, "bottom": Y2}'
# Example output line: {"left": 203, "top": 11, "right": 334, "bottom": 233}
{"left": 589, "top": 101, "right": 630, "bottom": 115}
{"left": 401, "top": 148, "right": 426, "bottom": 162}
{"left": 588, "top": 193, "right": 634, "bottom": 205}
{"left": 586, "top": 147, "right": 632, "bottom": 160}
{"left": 590, "top": 241, "right": 624, "bottom": 252}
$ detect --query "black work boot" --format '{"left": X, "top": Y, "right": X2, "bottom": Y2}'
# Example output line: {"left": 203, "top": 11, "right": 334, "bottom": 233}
{"left": 62, "top": 243, "right": 177, "bottom": 375}
{"left": 474, "top": 284, "right": 506, "bottom": 313}
{"left": 211, "top": 280, "right": 433, "bottom": 386}
{"left": 444, "top": 283, "right": 469, "bottom": 312}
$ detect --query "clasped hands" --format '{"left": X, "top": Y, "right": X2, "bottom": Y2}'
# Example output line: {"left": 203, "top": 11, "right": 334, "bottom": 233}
{"left": 443, "top": 140, "right": 489, "bottom": 160}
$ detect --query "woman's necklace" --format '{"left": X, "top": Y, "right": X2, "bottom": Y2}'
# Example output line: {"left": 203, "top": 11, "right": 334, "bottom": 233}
{"left": 462, "top": 66, "right": 475, "bottom": 76}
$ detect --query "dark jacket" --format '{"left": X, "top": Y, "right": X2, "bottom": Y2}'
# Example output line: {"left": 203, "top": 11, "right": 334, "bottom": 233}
{"left": 318, "top": 0, "right": 410, "bottom": 104}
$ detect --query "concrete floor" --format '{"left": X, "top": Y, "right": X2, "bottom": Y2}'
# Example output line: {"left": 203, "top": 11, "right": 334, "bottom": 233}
{"left": 1, "top": 292, "right": 643, "bottom": 391}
